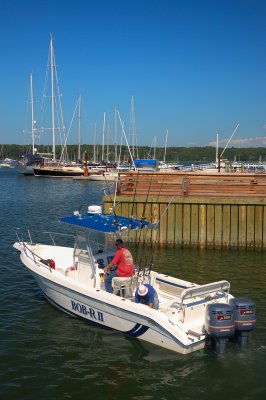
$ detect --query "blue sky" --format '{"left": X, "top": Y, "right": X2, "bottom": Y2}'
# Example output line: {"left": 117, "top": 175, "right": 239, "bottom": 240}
{"left": 0, "top": 0, "right": 266, "bottom": 148}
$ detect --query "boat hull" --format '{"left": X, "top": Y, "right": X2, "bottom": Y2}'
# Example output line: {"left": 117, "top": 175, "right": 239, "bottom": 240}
{"left": 33, "top": 167, "right": 84, "bottom": 177}
{"left": 88, "top": 173, "right": 117, "bottom": 181}
{"left": 33, "top": 273, "right": 204, "bottom": 354}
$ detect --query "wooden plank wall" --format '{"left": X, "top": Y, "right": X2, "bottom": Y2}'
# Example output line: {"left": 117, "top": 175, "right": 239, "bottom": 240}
{"left": 103, "top": 195, "right": 266, "bottom": 251}
{"left": 116, "top": 171, "right": 266, "bottom": 198}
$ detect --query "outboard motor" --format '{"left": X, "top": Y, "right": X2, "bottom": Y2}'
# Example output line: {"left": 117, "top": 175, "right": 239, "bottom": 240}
{"left": 205, "top": 303, "right": 235, "bottom": 354}
{"left": 229, "top": 298, "right": 256, "bottom": 348}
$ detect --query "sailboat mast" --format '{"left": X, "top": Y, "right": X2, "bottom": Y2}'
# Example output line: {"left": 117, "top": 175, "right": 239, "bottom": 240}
{"left": 101, "top": 112, "right": 106, "bottom": 162}
{"left": 114, "top": 106, "right": 118, "bottom": 162}
{"left": 107, "top": 123, "right": 110, "bottom": 162}
{"left": 163, "top": 129, "right": 168, "bottom": 163}
{"left": 130, "top": 95, "right": 137, "bottom": 158}
{"left": 78, "top": 95, "right": 81, "bottom": 161}
{"left": 216, "top": 132, "right": 219, "bottom": 164}
{"left": 93, "top": 122, "right": 97, "bottom": 162}
{"left": 50, "top": 35, "right": 56, "bottom": 161}
{"left": 30, "top": 73, "right": 35, "bottom": 154}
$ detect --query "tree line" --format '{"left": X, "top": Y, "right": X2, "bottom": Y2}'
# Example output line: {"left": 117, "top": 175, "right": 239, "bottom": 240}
{"left": 2, "top": 144, "right": 266, "bottom": 163}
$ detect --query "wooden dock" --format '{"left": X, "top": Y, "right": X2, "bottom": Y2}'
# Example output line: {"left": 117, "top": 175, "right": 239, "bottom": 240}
{"left": 103, "top": 172, "right": 266, "bottom": 250}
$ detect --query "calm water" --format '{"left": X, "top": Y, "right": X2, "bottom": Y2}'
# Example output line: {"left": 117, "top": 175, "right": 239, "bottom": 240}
{"left": 1, "top": 168, "right": 266, "bottom": 400}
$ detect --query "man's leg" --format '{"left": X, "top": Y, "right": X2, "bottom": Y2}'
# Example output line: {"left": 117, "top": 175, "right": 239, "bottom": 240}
{"left": 105, "top": 270, "right": 119, "bottom": 293}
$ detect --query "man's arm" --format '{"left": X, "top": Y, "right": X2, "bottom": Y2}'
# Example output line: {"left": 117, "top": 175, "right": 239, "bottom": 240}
{"left": 103, "top": 261, "right": 114, "bottom": 274}
{"left": 103, "top": 251, "right": 121, "bottom": 273}
{"left": 148, "top": 288, "right": 155, "bottom": 308}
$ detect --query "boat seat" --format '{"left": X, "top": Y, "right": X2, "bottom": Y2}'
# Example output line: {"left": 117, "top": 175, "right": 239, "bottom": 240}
{"left": 77, "top": 255, "right": 97, "bottom": 287}
{"left": 112, "top": 276, "right": 137, "bottom": 298}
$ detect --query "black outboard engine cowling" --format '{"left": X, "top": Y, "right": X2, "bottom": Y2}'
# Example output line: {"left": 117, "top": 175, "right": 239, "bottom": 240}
{"left": 229, "top": 298, "right": 256, "bottom": 348}
{"left": 205, "top": 303, "right": 235, "bottom": 354}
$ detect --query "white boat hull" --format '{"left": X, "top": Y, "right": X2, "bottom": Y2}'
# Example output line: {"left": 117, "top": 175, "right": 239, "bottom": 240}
{"left": 33, "top": 273, "right": 201, "bottom": 354}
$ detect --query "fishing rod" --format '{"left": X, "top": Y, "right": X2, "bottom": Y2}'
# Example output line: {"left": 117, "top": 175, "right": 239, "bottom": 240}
{"left": 134, "top": 171, "right": 155, "bottom": 269}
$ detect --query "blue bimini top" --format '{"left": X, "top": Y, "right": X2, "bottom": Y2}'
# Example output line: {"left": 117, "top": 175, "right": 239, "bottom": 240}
{"left": 60, "top": 211, "right": 151, "bottom": 234}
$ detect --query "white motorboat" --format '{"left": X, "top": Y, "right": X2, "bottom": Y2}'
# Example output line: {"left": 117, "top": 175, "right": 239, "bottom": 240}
{"left": 88, "top": 171, "right": 118, "bottom": 181}
{"left": 0, "top": 158, "right": 15, "bottom": 168}
{"left": 13, "top": 205, "right": 256, "bottom": 355}
{"left": 0, "top": 162, "right": 14, "bottom": 168}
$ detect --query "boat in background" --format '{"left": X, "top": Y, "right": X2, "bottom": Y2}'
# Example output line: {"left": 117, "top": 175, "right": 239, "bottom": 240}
{"left": 0, "top": 158, "right": 15, "bottom": 168}
{"left": 31, "top": 36, "right": 83, "bottom": 178}
{"left": 0, "top": 146, "right": 15, "bottom": 168}
{"left": 13, "top": 204, "right": 256, "bottom": 355}
{"left": 33, "top": 164, "right": 84, "bottom": 177}
{"left": 18, "top": 73, "right": 46, "bottom": 176}
{"left": 88, "top": 170, "right": 118, "bottom": 181}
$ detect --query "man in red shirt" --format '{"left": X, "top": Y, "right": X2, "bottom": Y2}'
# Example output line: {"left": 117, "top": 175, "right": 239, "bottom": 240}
{"left": 103, "top": 239, "right": 134, "bottom": 293}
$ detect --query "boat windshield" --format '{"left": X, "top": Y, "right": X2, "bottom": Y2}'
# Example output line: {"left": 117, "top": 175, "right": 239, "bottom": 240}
{"left": 73, "top": 229, "right": 112, "bottom": 260}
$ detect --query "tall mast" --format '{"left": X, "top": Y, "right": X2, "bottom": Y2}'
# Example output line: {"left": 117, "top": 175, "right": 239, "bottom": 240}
{"left": 50, "top": 34, "right": 56, "bottom": 161}
{"left": 101, "top": 112, "right": 106, "bottom": 161}
{"left": 30, "top": 73, "right": 35, "bottom": 153}
{"left": 114, "top": 106, "right": 118, "bottom": 162}
{"left": 163, "top": 129, "right": 168, "bottom": 163}
{"left": 77, "top": 95, "right": 81, "bottom": 161}
{"left": 93, "top": 122, "right": 97, "bottom": 162}
{"left": 215, "top": 132, "right": 219, "bottom": 164}
{"left": 107, "top": 123, "right": 110, "bottom": 162}
{"left": 130, "top": 95, "right": 137, "bottom": 158}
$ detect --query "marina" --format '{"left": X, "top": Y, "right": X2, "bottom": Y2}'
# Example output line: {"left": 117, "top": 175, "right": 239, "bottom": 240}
{"left": 1, "top": 2, "right": 266, "bottom": 398}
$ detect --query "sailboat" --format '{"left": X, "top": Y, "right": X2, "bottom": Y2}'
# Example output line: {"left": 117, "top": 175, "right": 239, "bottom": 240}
{"left": 18, "top": 73, "right": 45, "bottom": 175}
{"left": 33, "top": 36, "right": 84, "bottom": 178}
